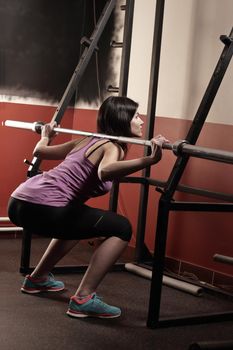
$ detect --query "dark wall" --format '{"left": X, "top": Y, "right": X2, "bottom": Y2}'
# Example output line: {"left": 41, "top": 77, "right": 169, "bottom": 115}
{"left": 0, "top": 0, "right": 117, "bottom": 103}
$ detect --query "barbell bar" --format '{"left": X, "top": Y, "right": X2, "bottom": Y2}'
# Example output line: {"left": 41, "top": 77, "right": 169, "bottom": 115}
{"left": 3, "top": 119, "right": 233, "bottom": 164}
{"left": 3, "top": 119, "right": 172, "bottom": 149}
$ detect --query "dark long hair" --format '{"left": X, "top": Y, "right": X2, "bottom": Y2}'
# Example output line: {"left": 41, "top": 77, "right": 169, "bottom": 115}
{"left": 97, "top": 96, "right": 139, "bottom": 152}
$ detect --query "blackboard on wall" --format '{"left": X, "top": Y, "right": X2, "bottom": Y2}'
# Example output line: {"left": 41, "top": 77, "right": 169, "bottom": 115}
{"left": 0, "top": 0, "right": 118, "bottom": 104}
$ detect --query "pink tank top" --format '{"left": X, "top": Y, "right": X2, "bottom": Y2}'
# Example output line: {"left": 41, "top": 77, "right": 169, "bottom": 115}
{"left": 12, "top": 137, "right": 113, "bottom": 206}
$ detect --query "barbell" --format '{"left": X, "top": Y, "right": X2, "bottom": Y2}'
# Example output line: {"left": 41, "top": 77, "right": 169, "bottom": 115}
{"left": 3, "top": 119, "right": 173, "bottom": 149}
{"left": 3, "top": 119, "right": 233, "bottom": 164}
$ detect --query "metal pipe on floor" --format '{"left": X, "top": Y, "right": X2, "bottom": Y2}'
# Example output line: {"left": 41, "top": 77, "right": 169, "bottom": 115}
{"left": 0, "top": 227, "right": 23, "bottom": 232}
{"left": 213, "top": 254, "right": 233, "bottom": 266}
{"left": 0, "top": 217, "right": 22, "bottom": 232}
{"left": 125, "top": 263, "right": 203, "bottom": 296}
{"left": 189, "top": 340, "right": 233, "bottom": 349}
{"left": 0, "top": 217, "right": 10, "bottom": 222}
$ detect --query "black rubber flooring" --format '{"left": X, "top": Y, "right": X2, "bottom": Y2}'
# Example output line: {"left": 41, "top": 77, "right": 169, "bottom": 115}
{"left": 1, "top": 237, "right": 232, "bottom": 350}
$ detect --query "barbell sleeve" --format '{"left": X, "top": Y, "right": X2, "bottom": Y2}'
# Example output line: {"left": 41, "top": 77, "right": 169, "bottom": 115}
{"left": 180, "top": 143, "right": 233, "bottom": 164}
{"left": 4, "top": 120, "right": 41, "bottom": 132}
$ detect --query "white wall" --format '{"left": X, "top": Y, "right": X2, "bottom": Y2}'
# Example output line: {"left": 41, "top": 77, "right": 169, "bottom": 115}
{"left": 127, "top": 0, "right": 233, "bottom": 125}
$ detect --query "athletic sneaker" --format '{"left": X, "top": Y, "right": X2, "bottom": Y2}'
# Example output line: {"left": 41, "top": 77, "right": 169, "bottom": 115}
{"left": 21, "top": 273, "right": 65, "bottom": 294}
{"left": 67, "top": 293, "right": 121, "bottom": 319}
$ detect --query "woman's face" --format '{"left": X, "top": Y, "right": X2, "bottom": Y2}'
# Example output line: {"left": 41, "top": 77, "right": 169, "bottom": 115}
{"left": 130, "top": 112, "right": 144, "bottom": 137}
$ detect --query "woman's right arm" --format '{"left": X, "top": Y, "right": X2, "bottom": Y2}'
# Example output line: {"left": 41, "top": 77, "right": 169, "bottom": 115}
{"left": 98, "top": 135, "right": 169, "bottom": 181}
{"left": 33, "top": 123, "right": 81, "bottom": 160}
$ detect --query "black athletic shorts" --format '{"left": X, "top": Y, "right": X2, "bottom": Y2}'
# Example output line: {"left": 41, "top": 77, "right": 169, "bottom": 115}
{"left": 8, "top": 197, "right": 132, "bottom": 241}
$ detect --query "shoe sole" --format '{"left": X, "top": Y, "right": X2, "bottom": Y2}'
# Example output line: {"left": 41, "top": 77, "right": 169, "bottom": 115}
{"left": 66, "top": 310, "right": 121, "bottom": 319}
{"left": 21, "top": 287, "right": 65, "bottom": 294}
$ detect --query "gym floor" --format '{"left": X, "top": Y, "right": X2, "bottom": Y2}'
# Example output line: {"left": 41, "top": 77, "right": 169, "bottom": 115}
{"left": 1, "top": 237, "right": 232, "bottom": 350}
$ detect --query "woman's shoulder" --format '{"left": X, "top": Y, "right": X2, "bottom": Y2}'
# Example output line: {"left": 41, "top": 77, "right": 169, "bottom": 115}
{"left": 103, "top": 140, "right": 125, "bottom": 160}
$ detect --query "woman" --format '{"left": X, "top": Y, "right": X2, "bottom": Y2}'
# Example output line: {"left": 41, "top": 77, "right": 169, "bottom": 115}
{"left": 8, "top": 96, "right": 169, "bottom": 319}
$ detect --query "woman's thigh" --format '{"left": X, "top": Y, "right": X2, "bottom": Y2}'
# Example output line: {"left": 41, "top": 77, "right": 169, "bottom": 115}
{"left": 68, "top": 204, "right": 132, "bottom": 241}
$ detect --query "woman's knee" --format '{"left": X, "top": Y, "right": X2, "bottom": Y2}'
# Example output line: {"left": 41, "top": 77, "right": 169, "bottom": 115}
{"left": 91, "top": 210, "right": 133, "bottom": 242}
{"left": 8, "top": 197, "right": 21, "bottom": 226}
{"left": 117, "top": 216, "right": 132, "bottom": 242}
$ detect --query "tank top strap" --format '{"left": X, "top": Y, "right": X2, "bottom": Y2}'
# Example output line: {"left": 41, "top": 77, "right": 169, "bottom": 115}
{"left": 86, "top": 139, "right": 111, "bottom": 158}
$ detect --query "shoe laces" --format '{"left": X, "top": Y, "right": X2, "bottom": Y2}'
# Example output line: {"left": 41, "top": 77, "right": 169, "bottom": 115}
{"left": 47, "top": 272, "right": 55, "bottom": 281}
{"left": 93, "top": 294, "right": 106, "bottom": 305}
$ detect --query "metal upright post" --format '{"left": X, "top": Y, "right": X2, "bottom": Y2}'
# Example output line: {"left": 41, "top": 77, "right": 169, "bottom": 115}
{"left": 135, "top": 0, "right": 165, "bottom": 262}
{"left": 109, "top": 0, "right": 135, "bottom": 212}
{"left": 119, "top": 0, "right": 135, "bottom": 97}
{"left": 147, "top": 198, "right": 170, "bottom": 327}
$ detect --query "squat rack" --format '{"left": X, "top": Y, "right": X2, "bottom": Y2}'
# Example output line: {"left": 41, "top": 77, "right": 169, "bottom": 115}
{"left": 146, "top": 24, "right": 233, "bottom": 328}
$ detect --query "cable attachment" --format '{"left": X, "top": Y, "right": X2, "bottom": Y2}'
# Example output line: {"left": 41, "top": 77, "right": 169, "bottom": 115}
{"left": 110, "top": 40, "right": 123, "bottom": 48}
{"left": 24, "top": 159, "right": 42, "bottom": 175}
{"left": 156, "top": 187, "right": 164, "bottom": 194}
{"left": 80, "top": 36, "right": 99, "bottom": 52}
{"left": 24, "top": 159, "right": 33, "bottom": 166}
{"left": 172, "top": 140, "right": 189, "bottom": 156}
{"left": 156, "top": 187, "right": 175, "bottom": 201}
{"left": 107, "top": 85, "right": 119, "bottom": 93}
{"left": 220, "top": 35, "right": 233, "bottom": 46}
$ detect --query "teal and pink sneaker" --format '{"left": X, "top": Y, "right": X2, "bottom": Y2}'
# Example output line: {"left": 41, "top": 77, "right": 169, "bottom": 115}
{"left": 21, "top": 273, "right": 65, "bottom": 293}
{"left": 67, "top": 293, "right": 121, "bottom": 319}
